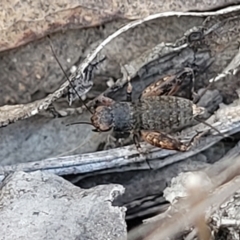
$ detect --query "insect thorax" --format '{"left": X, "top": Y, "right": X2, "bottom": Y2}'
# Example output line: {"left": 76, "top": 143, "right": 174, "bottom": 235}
{"left": 111, "top": 102, "right": 134, "bottom": 132}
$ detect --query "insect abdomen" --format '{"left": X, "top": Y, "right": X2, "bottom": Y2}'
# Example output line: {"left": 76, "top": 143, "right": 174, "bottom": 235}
{"left": 133, "top": 96, "right": 194, "bottom": 133}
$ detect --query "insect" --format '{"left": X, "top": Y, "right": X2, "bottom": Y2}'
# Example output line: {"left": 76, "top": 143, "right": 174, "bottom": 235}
{"left": 89, "top": 68, "right": 209, "bottom": 152}
{"left": 48, "top": 38, "right": 219, "bottom": 153}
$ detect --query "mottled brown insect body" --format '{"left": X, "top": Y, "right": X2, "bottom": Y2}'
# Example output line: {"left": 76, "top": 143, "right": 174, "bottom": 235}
{"left": 91, "top": 95, "right": 202, "bottom": 133}
{"left": 91, "top": 69, "right": 207, "bottom": 152}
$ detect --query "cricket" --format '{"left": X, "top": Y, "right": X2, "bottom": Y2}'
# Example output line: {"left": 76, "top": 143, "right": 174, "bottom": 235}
{"left": 90, "top": 69, "right": 208, "bottom": 152}
{"left": 49, "top": 40, "right": 221, "bottom": 153}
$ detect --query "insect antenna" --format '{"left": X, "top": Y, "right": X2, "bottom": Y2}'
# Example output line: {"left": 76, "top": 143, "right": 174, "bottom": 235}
{"left": 195, "top": 117, "right": 233, "bottom": 140}
{"left": 66, "top": 121, "right": 94, "bottom": 127}
{"left": 47, "top": 35, "right": 93, "bottom": 115}
{"left": 65, "top": 121, "right": 99, "bottom": 132}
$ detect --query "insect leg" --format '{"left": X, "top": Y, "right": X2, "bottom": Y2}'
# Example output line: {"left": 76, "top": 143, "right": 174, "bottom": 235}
{"left": 140, "top": 130, "right": 206, "bottom": 151}
{"left": 95, "top": 94, "right": 115, "bottom": 106}
{"left": 141, "top": 75, "right": 176, "bottom": 98}
{"left": 133, "top": 132, "right": 152, "bottom": 169}
{"left": 104, "top": 134, "right": 118, "bottom": 150}
{"left": 133, "top": 132, "right": 142, "bottom": 152}
{"left": 141, "top": 68, "right": 195, "bottom": 98}
{"left": 126, "top": 76, "right": 133, "bottom": 102}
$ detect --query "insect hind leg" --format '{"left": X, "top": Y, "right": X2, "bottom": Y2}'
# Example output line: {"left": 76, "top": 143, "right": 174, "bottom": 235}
{"left": 140, "top": 130, "right": 206, "bottom": 152}
{"left": 140, "top": 67, "right": 195, "bottom": 98}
